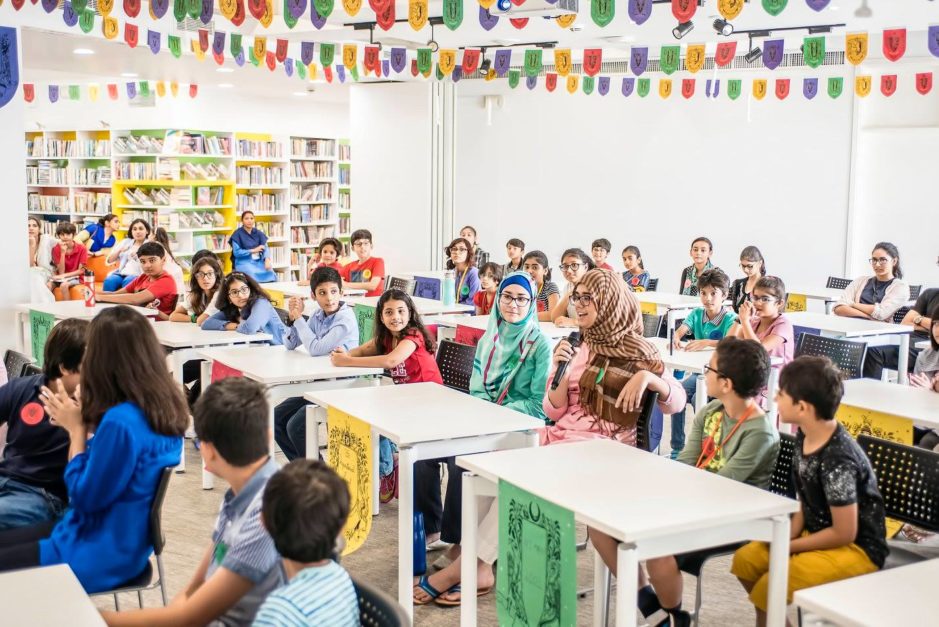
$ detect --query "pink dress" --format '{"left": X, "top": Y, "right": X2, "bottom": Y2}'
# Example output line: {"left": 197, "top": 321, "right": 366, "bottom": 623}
{"left": 541, "top": 345, "right": 686, "bottom": 446}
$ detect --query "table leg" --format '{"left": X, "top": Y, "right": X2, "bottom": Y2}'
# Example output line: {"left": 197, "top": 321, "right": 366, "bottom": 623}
{"left": 17, "top": 312, "right": 28, "bottom": 356}
{"left": 765, "top": 514, "right": 791, "bottom": 627}
{"left": 397, "top": 446, "right": 415, "bottom": 622}
{"left": 169, "top": 350, "right": 187, "bottom": 474}
{"left": 460, "top": 473, "right": 480, "bottom": 627}
{"left": 695, "top": 374, "right": 707, "bottom": 414}
{"left": 766, "top": 367, "right": 780, "bottom": 428}
{"left": 593, "top": 546, "right": 610, "bottom": 627}
{"left": 200, "top": 360, "right": 214, "bottom": 490}
{"left": 615, "top": 542, "right": 639, "bottom": 627}
{"left": 371, "top": 429, "right": 380, "bottom": 517}
{"left": 666, "top": 309, "right": 676, "bottom": 346}
{"left": 306, "top": 405, "right": 324, "bottom": 461}
{"left": 897, "top": 334, "right": 910, "bottom": 385}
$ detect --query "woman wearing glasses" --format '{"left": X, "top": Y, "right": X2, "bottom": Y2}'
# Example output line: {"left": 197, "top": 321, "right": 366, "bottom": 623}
{"left": 833, "top": 242, "right": 909, "bottom": 322}
{"left": 550, "top": 248, "right": 596, "bottom": 327}
{"left": 203, "top": 272, "right": 287, "bottom": 344}
{"left": 729, "top": 246, "right": 767, "bottom": 314}
{"left": 445, "top": 237, "right": 480, "bottom": 306}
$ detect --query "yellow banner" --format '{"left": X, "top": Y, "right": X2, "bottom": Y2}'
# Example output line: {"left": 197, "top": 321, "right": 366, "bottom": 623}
{"left": 478, "top": 0, "right": 494, "bottom": 7}
{"left": 170, "top": 81, "right": 179, "bottom": 97}
{"left": 566, "top": 74, "right": 579, "bottom": 94}
{"left": 718, "top": 0, "right": 743, "bottom": 20}
{"left": 309, "top": 63, "right": 318, "bottom": 81}
{"left": 260, "top": 0, "right": 273, "bottom": 27}
{"left": 752, "top": 79, "right": 767, "bottom": 100}
{"left": 327, "top": 407, "right": 373, "bottom": 555}
{"left": 343, "top": 44, "right": 357, "bottom": 70}
{"left": 685, "top": 44, "right": 705, "bottom": 74}
{"left": 219, "top": 0, "right": 237, "bottom": 19}
{"left": 438, "top": 49, "right": 456, "bottom": 75}
{"left": 88, "top": 85, "right": 99, "bottom": 101}
{"left": 640, "top": 301, "right": 658, "bottom": 316}
{"left": 98, "top": 0, "right": 113, "bottom": 16}
{"left": 556, "top": 13, "right": 576, "bottom": 28}
{"left": 856, "top": 75, "right": 872, "bottom": 97}
{"left": 342, "top": 0, "right": 361, "bottom": 15}
{"left": 155, "top": 81, "right": 166, "bottom": 97}
{"left": 102, "top": 16, "right": 118, "bottom": 40}
{"left": 785, "top": 294, "right": 807, "bottom": 313}
{"left": 253, "top": 36, "right": 267, "bottom": 60}
{"left": 555, "top": 48, "right": 572, "bottom": 76}
{"left": 845, "top": 32, "right": 868, "bottom": 66}
{"left": 192, "top": 39, "right": 205, "bottom": 61}
{"left": 408, "top": 0, "right": 428, "bottom": 30}
{"left": 659, "top": 78, "right": 672, "bottom": 99}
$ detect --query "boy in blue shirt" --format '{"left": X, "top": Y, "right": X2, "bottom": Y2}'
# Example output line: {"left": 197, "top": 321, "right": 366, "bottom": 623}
{"left": 669, "top": 268, "right": 737, "bottom": 458}
{"left": 253, "top": 459, "right": 358, "bottom": 627}
{"left": 274, "top": 266, "right": 360, "bottom": 461}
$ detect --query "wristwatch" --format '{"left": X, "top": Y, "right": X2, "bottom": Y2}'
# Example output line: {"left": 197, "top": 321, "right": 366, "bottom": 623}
{"left": 914, "top": 315, "right": 924, "bottom": 327}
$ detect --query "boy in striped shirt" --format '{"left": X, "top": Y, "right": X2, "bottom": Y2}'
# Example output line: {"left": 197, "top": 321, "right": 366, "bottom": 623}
{"left": 253, "top": 460, "right": 359, "bottom": 627}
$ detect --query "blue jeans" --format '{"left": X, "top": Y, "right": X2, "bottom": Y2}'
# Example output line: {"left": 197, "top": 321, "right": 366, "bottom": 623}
{"left": 0, "top": 477, "right": 64, "bottom": 532}
{"left": 671, "top": 374, "right": 699, "bottom": 453}
{"left": 103, "top": 273, "right": 137, "bottom": 292}
{"left": 379, "top": 437, "right": 396, "bottom": 477}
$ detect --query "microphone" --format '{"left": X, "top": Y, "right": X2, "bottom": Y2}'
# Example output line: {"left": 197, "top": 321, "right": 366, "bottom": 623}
{"left": 550, "top": 331, "right": 582, "bottom": 390}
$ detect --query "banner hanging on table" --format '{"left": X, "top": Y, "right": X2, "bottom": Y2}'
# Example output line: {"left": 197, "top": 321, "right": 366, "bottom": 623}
{"left": 327, "top": 407, "right": 372, "bottom": 555}
{"left": 29, "top": 310, "right": 55, "bottom": 366}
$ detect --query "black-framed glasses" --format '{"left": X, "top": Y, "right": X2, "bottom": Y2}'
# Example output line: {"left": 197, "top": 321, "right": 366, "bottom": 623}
{"left": 559, "top": 263, "right": 582, "bottom": 272}
{"left": 570, "top": 292, "right": 595, "bottom": 305}
{"left": 752, "top": 295, "right": 778, "bottom": 304}
{"left": 703, "top": 364, "right": 726, "bottom": 378}
{"left": 228, "top": 286, "right": 251, "bottom": 298}
{"left": 194, "top": 271, "right": 216, "bottom": 280}
{"left": 450, "top": 246, "right": 468, "bottom": 253}
{"left": 869, "top": 257, "right": 890, "bottom": 265}
{"left": 499, "top": 293, "right": 531, "bottom": 307}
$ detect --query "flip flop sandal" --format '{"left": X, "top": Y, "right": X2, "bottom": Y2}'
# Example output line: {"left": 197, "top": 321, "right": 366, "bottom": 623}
{"left": 413, "top": 575, "right": 444, "bottom": 605}
{"left": 433, "top": 583, "right": 494, "bottom": 607}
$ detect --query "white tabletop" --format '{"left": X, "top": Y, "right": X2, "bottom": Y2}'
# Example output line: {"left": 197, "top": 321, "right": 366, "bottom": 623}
{"left": 794, "top": 559, "right": 939, "bottom": 627}
{"left": 786, "top": 312, "right": 911, "bottom": 337}
{"left": 0, "top": 564, "right": 105, "bottom": 626}
{"left": 841, "top": 378, "right": 939, "bottom": 427}
{"left": 648, "top": 337, "right": 714, "bottom": 373}
{"left": 345, "top": 295, "right": 474, "bottom": 316}
{"left": 457, "top": 439, "right": 797, "bottom": 541}
{"left": 431, "top": 314, "right": 577, "bottom": 340}
{"left": 18, "top": 301, "right": 158, "bottom": 319}
{"left": 263, "top": 281, "right": 366, "bottom": 298}
{"left": 151, "top": 321, "right": 272, "bottom": 348}
{"left": 634, "top": 292, "right": 701, "bottom": 308}
{"left": 304, "top": 382, "right": 544, "bottom": 446}
{"left": 197, "top": 345, "right": 383, "bottom": 385}
{"left": 785, "top": 285, "right": 844, "bottom": 301}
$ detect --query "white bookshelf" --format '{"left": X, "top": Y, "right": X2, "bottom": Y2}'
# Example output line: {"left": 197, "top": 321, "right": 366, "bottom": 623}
{"left": 338, "top": 139, "right": 352, "bottom": 256}
{"left": 288, "top": 135, "right": 339, "bottom": 281}
{"left": 236, "top": 133, "right": 289, "bottom": 279}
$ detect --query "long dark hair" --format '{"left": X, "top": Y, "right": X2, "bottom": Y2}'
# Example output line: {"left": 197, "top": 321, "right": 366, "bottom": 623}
{"left": 740, "top": 245, "right": 767, "bottom": 276}
{"left": 188, "top": 256, "right": 224, "bottom": 316}
{"left": 80, "top": 306, "right": 188, "bottom": 435}
{"left": 522, "top": 250, "right": 552, "bottom": 282}
{"left": 872, "top": 241, "right": 903, "bottom": 279}
{"left": 560, "top": 248, "right": 596, "bottom": 272}
{"left": 152, "top": 227, "right": 178, "bottom": 263}
{"left": 215, "top": 271, "right": 272, "bottom": 322}
{"left": 127, "top": 218, "right": 152, "bottom": 240}
{"left": 374, "top": 289, "right": 436, "bottom": 354}
{"left": 97, "top": 213, "right": 118, "bottom": 229}
{"left": 445, "top": 237, "right": 476, "bottom": 270}
{"left": 623, "top": 245, "right": 645, "bottom": 270}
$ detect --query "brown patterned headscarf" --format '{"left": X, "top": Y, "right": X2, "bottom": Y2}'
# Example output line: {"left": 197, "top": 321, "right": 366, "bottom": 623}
{"left": 576, "top": 269, "right": 665, "bottom": 435}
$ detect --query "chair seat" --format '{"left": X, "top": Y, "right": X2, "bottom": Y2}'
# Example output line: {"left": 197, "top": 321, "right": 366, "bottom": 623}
{"left": 108, "top": 562, "right": 153, "bottom": 592}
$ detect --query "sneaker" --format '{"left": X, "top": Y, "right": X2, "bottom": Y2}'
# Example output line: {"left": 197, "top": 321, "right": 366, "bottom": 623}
{"left": 669, "top": 449, "right": 680, "bottom": 460}
{"left": 379, "top": 462, "right": 398, "bottom": 503}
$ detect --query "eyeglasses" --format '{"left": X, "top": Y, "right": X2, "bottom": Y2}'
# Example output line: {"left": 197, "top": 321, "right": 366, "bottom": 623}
{"left": 352, "top": 240, "right": 370, "bottom": 248}
{"left": 570, "top": 293, "right": 595, "bottom": 305}
{"left": 703, "top": 364, "right": 726, "bottom": 378}
{"left": 450, "top": 247, "right": 468, "bottom": 253}
{"left": 752, "top": 295, "right": 778, "bottom": 304}
{"left": 228, "top": 286, "right": 251, "bottom": 298}
{"left": 194, "top": 271, "right": 216, "bottom": 280}
{"left": 869, "top": 257, "right": 891, "bottom": 265}
{"left": 558, "top": 263, "right": 582, "bottom": 272}
{"left": 499, "top": 293, "right": 531, "bottom": 307}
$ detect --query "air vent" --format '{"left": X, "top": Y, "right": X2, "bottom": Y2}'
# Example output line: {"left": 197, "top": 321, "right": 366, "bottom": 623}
{"left": 176, "top": 18, "right": 216, "bottom": 35}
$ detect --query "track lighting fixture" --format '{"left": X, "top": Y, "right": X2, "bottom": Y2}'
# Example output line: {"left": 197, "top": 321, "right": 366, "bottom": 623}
{"left": 713, "top": 18, "right": 734, "bottom": 36}
{"left": 672, "top": 21, "right": 694, "bottom": 40}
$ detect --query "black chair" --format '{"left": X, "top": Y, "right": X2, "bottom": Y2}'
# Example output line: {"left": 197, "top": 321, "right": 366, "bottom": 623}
{"left": 435, "top": 340, "right": 476, "bottom": 393}
{"left": 634, "top": 391, "right": 659, "bottom": 453}
{"left": 909, "top": 285, "right": 922, "bottom": 300}
{"left": 92, "top": 467, "right": 173, "bottom": 609}
{"left": 641, "top": 313, "right": 661, "bottom": 338}
{"left": 646, "top": 278, "right": 659, "bottom": 292}
{"left": 4, "top": 349, "right": 35, "bottom": 380}
{"left": 795, "top": 333, "right": 867, "bottom": 380}
{"left": 826, "top": 276, "right": 852, "bottom": 290}
{"left": 858, "top": 435, "right": 939, "bottom": 533}
{"left": 354, "top": 578, "right": 409, "bottom": 626}
{"left": 22, "top": 363, "right": 42, "bottom": 377}
{"left": 384, "top": 276, "right": 414, "bottom": 294}
{"left": 893, "top": 306, "right": 911, "bottom": 325}
{"left": 274, "top": 307, "right": 291, "bottom": 327}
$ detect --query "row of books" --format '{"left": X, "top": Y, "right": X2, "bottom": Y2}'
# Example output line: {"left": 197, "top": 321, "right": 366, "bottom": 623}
{"left": 289, "top": 183, "right": 332, "bottom": 202}
{"left": 291, "top": 161, "right": 333, "bottom": 179}
{"left": 254, "top": 221, "right": 286, "bottom": 238}
{"left": 27, "top": 139, "right": 110, "bottom": 158}
{"left": 72, "top": 167, "right": 111, "bottom": 186}
{"left": 120, "top": 210, "right": 153, "bottom": 225}
{"left": 157, "top": 211, "right": 226, "bottom": 230}
{"left": 190, "top": 234, "right": 228, "bottom": 252}
{"left": 338, "top": 216, "right": 351, "bottom": 234}
{"left": 339, "top": 144, "right": 351, "bottom": 161}
{"left": 338, "top": 190, "right": 351, "bottom": 211}
{"left": 236, "top": 192, "right": 284, "bottom": 214}
{"left": 113, "top": 135, "right": 164, "bottom": 155}
{"left": 291, "top": 225, "right": 335, "bottom": 245}
{"left": 236, "top": 166, "right": 284, "bottom": 186}
{"left": 339, "top": 168, "right": 351, "bottom": 185}
{"left": 270, "top": 247, "right": 290, "bottom": 265}
{"left": 180, "top": 162, "right": 230, "bottom": 181}
{"left": 73, "top": 192, "right": 112, "bottom": 214}
{"left": 290, "top": 138, "right": 335, "bottom": 158}
{"left": 115, "top": 162, "right": 157, "bottom": 180}
{"left": 166, "top": 131, "right": 231, "bottom": 156}
{"left": 26, "top": 164, "right": 68, "bottom": 185}
{"left": 290, "top": 204, "right": 331, "bottom": 222}
{"left": 28, "top": 194, "right": 69, "bottom": 214}
{"left": 237, "top": 140, "right": 284, "bottom": 159}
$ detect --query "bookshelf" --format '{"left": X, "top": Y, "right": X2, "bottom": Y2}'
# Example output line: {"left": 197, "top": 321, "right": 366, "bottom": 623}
{"left": 338, "top": 138, "right": 352, "bottom": 258}
{"left": 235, "top": 132, "right": 289, "bottom": 280}
{"left": 289, "top": 135, "right": 339, "bottom": 281}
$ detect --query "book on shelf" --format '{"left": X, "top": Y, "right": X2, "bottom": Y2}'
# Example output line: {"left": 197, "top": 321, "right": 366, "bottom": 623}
{"left": 113, "top": 135, "right": 164, "bottom": 155}
{"left": 338, "top": 168, "right": 351, "bottom": 185}
{"left": 73, "top": 192, "right": 112, "bottom": 214}
{"left": 290, "top": 138, "right": 336, "bottom": 158}
{"left": 26, "top": 162, "right": 68, "bottom": 186}
{"left": 289, "top": 204, "right": 331, "bottom": 222}
{"left": 181, "top": 162, "right": 230, "bottom": 181}
{"left": 291, "top": 225, "right": 335, "bottom": 245}
{"left": 27, "top": 193, "right": 68, "bottom": 213}
{"left": 165, "top": 131, "right": 231, "bottom": 156}
{"left": 160, "top": 210, "right": 226, "bottom": 230}
{"left": 289, "top": 183, "right": 332, "bottom": 202}
{"left": 120, "top": 210, "right": 152, "bottom": 225}
{"left": 195, "top": 187, "right": 224, "bottom": 206}
{"left": 158, "top": 159, "right": 181, "bottom": 180}
{"left": 236, "top": 165, "right": 284, "bottom": 186}
{"left": 236, "top": 191, "right": 283, "bottom": 214}
{"left": 115, "top": 161, "right": 157, "bottom": 180}
{"left": 338, "top": 190, "right": 351, "bottom": 211}
{"left": 290, "top": 161, "right": 334, "bottom": 178}
{"left": 339, "top": 216, "right": 351, "bottom": 234}
{"left": 339, "top": 144, "right": 351, "bottom": 161}
{"left": 72, "top": 166, "right": 111, "bottom": 186}
{"left": 237, "top": 140, "right": 284, "bottom": 159}
{"left": 270, "top": 246, "right": 289, "bottom": 265}
{"left": 191, "top": 234, "right": 227, "bottom": 251}
{"left": 255, "top": 221, "right": 286, "bottom": 238}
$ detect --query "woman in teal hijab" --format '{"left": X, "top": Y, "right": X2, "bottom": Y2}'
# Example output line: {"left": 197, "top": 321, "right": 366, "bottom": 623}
{"left": 414, "top": 272, "right": 551, "bottom": 605}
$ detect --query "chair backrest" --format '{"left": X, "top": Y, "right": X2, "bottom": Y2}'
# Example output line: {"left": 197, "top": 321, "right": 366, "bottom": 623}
{"left": 641, "top": 313, "right": 661, "bottom": 338}
{"left": 4, "top": 349, "right": 35, "bottom": 381}
{"left": 354, "top": 578, "right": 409, "bottom": 627}
{"left": 435, "top": 340, "right": 476, "bottom": 393}
{"left": 909, "top": 284, "right": 922, "bottom": 300}
{"left": 149, "top": 467, "right": 174, "bottom": 556}
{"left": 795, "top": 333, "right": 867, "bottom": 379}
{"left": 826, "top": 276, "right": 852, "bottom": 290}
{"left": 274, "top": 307, "right": 291, "bottom": 327}
{"left": 858, "top": 435, "right": 939, "bottom": 533}
{"left": 634, "top": 391, "right": 660, "bottom": 453}
{"left": 22, "top": 363, "right": 42, "bottom": 377}
{"left": 384, "top": 276, "right": 414, "bottom": 294}
{"left": 769, "top": 432, "right": 797, "bottom": 499}
{"left": 646, "top": 278, "right": 659, "bottom": 292}
{"left": 893, "top": 306, "right": 911, "bottom": 325}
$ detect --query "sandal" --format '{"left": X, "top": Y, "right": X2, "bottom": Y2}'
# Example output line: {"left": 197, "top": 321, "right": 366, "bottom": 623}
{"left": 379, "top": 462, "right": 398, "bottom": 504}
{"left": 413, "top": 575, "right": 444, "bottom": 605}
{"left": 433, "top": 583, "right": 493, "bottom": 607}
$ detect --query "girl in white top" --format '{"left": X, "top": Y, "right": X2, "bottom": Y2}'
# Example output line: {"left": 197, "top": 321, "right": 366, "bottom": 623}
{"left": 28, "top": 217, "right": 55, "bottom": 302}
{"left": 551, "top": 248, "right": 596, "bottom": 327}
{"left": 169, "top": 255, "right": 222, "bottom": 325}
{"left": 834, "top": 242, "right": 909, "bottom": 322}
{"left": 103, "top": 218, "right": 151, "bottom": 292}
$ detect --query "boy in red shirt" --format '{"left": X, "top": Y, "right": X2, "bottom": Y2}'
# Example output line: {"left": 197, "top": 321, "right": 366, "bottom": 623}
{"left": 340, "top": 229, "right": 385, "bottom": 297}
{"left": 96, "top": 241, "right": 178, "bottom": 319}
{"left": 48, "top": 222, "right": 89, "bottom": 301}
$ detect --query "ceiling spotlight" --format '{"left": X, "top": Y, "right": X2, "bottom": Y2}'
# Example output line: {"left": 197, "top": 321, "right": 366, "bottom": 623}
{"left": 480, "top": 57, "right": 492, "bottom": 73}
{"left": 713, "top": 18, "right": 734, "bottom": 36}
{"left": 672, "top": 21, "right": 694, "bottom": 40}
{"left": 854, "top": 0, "right": 871, "bottom": 17}
{"left": 745, "top": 46, "right": 763, "bottom": 64}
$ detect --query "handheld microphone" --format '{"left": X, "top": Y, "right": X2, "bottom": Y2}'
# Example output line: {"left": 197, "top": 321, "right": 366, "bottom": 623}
{"left": 550, "top": 331, "right": 582, "bottom": 390}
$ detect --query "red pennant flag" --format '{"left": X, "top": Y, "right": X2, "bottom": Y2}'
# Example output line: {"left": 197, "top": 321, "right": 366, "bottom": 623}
{"left": 375, "top": 0, "right": 395, "bottom": 30}
{"left": 671, "top": 0, "right": 696, "bottom": 22}
{"left": 715, "top": 41, "right": 737, "bottom": 67}
{"left": 509, "top": 17, "right": 528, "bottom": 29}
{"left": 189, "top": 83, "right": 198, "bottom": 98}
{"left": 123, "top": 0, "right": 140, "bottom": 17}
{"left": 681, "top": 78, "right": 695, "bottom": 99}
{"left": 882, "top": 28, "right": 906, "bottom": 62}
{"left": 23, "top": 84, "right": 34, "bottom": 102}
{"left": 107, "top": 83, "right": 118, "bottom": 100}
{"left": 11, "top": 0, "right": 25, "bottom": 11}
{"left": 916, "top": 72, "right": 933, "bottom": 96}
{"left": 276, "top": 39, "right": 288, "bottom": 63}
{"left": 410, "top": 59, "right": 419, "bottom": 77}
{"left": 462, "top": 49, "right": 480, "bottom": 74}
{"left": 213, "top": 51, "right": 225, "bottom": 65}
{"left": 364, "top": 46, "right": 380, "bottom": 74}
{"left": 265, "top": 50, "right": 276, "bottom": 71}
{"left": 231, "top": 0, "right": 246, "bottom": 25}
{"left": 124, "top": 23, "right": 138, "bottom": 48}
{"left": 545, "top": 72, "right": 557, "bottom": 92}
{"left": 880, "top": 74, "right": 897, "bottom": 97}
{"left": 775, "top": 78, "right": 790, "bottom": 100}
{"left": 324, "top": 66, "right": 334, "bottom": 82}
{"left": 198, "top": 29, "right": 209, "bottom": 53}
{"left": 583, "top": 48, "right": 602, "bottom": 77}
{"left": 247, "top": 0, "right": 265, "bottom": 19}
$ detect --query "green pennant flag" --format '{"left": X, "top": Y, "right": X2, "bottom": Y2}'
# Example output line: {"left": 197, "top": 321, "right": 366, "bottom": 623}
{"left": 139, "top": 81, "right": 150, "bottom": 97}
{"left": 29, "top": 310, "right": 56, "bottom": 367}
{"left": 762, "top": 0, "right": 788, "bottom": 16}
{"left": 78, "top": 8, "right": 94, "bottom": 33}
{"left": 230, "top": 33, "right": 242, "bottom": 57}
{"left": 283, "top": 0, "right": 298, "bottom": 28}
{"left": 72, "top": 0, "right": 87, "bottom": 12}
{"left": 249, "top": 47, "right": 260, "bottom": 66}
{"left": 508, "top": 69, "right": 520, "bottom": 89}
{"left": 582, "top": 75, "right": 595, "bottom": 95}
{"left": 351, "top": 66, "right": 360, "bottom": 81}
{"left": 186, "top": 0, "right": 201, "bottom": 18}
{"left": 803, "top": 36, "right": 825, "bottom": 69}
{"left": 296, "top": 59, "right": 307, "bottom": 79}
{"left": 523, "top": 49, "right": 542, "bottom": 78}
{"left": 435, "top": 64, "right": 443, "bottom": 80}
{"left": 442, "top": 0, "right": 462, "bottom": 30}
{"left": 637, "top": 77, "right": 650, "bottom": 97}
{"left": 591, "top": 0, "right": 614, "bottom": 28}
{"left": 169, "top": 35, "right": 182, "bottom": 58}
{"left": 417, "top": 48, "right": 432, "bottom": 74}
{"left": 173, "top": 0, "right": 186, "bottom": 21}
{"left": 68, "top": 85, "right": 80, "bottom": 100}
{"left": 728, "top": 79, "right": 742, "bottom": 100}
{"left": 827, "top": 76, "right": 843, "bottom": 99}
{"left": 314, "top": 0, "right": 333, "bottom": 18}
{"left": 660, "top": 45, "right": 680, "bottom": 75}
{"left": 320, "top": 43, "right": 335, "bottom": 67}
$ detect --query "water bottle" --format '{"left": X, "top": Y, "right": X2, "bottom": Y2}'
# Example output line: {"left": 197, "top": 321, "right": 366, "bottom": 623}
{"left": 82, "top": 267, "right": 95, "bottom": 308}
{"left": 442, "top": 270, "right": 455, "bottom": 306}
{"left": 413, "top": 512, "right": 427, "bottom": 575}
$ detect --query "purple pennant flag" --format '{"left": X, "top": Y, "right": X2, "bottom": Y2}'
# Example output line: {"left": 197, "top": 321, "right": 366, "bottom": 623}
{"left": 151, "top": 0, "right": 169, "bottom": 17}
{"left": 494, "top": 49, "right": 511, "bottom": 77}
{"left": 712, "top": 79, "right": 720, "bottom": 98}
{"left": 390, "top": 48, "right": 407, "bottom": 73}
{"left": 803, "top": 77, "right": 818, "bottom": 99}
{"left": 200, "top": 0, "right": 213, "bottom": 23}
{"left": 706, "top": 79, "right": 712, "bottom": 97}
{"left": 805, "top": 0, "right": 830, "bottom": 10}
{"left": 621, "top": 77, "right": 635, "bottom": 97}
{"left": 630, "top": 47, "right": 648, "bottom": 76}
{"left": 286, "top": 0, "right": 306, "bottom": 19}
{"left": 310, "top": 4, "right": 327, "bottom": 29}
{"left": 762, "top": 39, "right": 784, "bottom": 70}
{"left": 235, "top": 50, "right": 245, "bottom": 66}
{"left": 706, "top": 79, "right": 722, "bottom": 98}
{"left": 479, "top": 6, "right": 499, "bottom": 31}
{"left": 147, "top": 30, "right": 161, "bottom": 54}
{"left": 48, "top": 85, "right": 59, "bottom": 103}
{"left": 452, "top": 65, "right": 462, "bottom": 83}
{"left": 336, "top": 65, "right": 346, "bottom": 83}
{"left": 285, "top": 58, "right": 294, "bottom": 77}
{"left": 62, "top": 1, "right": 78, "bottom": 26}
{"left": 213, "top": 32, "right": 225, "bottom": 56}
{"left": 627, "top": 0, "right": 652, "bottom": 25}
{"left": 301, "top": 42, "right": 315, "bottom": 65}
{"left": 526, "top": 75, "right": 537, "bottom": 90}
{"left": 41, "top": 0, "right": 57, "bottom": 13}
{"left": 382, "top": 59, "right": 390, "bottom": 76}
{"left": 929, "top": 25, "right": 939, "bottom": 58}
{"left": 126, "top": 82, "right": 137, "bottom": 99}
{"left": 598, "top": 76, "right": 610, "bottom": 96}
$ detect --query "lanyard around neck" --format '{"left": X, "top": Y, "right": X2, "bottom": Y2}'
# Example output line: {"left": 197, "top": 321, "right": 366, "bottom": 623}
{"left": 695, "top": 403, "right": 758, "bottom": 469}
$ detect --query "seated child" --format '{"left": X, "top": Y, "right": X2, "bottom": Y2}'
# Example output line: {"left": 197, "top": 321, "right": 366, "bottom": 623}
{"left": 474, "top": 262, "right": 503, "bottom": 316}
{"left": 732, "top": 356, "right": 887, "bottom": 627}
{"left": 621, "top": 245, "right": 650, "bottom": 292}
{"left": 274, "top": 266, "right": 359, "bottom": 461}
{"left": 0, "top": 319, "right": 87, "bottom": 531}
{"left": 503, "top": 238, "right": 525, "bottom": 275}
{"left": 47, "top": 222, "right": 89, "bottom": 301}
{"left": 521, "top": 251, "right": 560, "bottom": 322}
{"left": 203, "top": 272, "right": 287, "bottom": 345}
{"left": 301, "top": 237, "right": 344, "bottom": 285}
{"left": 679, "top": 236, "right": 714, "bottom": 296}
{"left": 96, "top": 241, "right": 179, "bottom": 319}
{"left": 252, "top": 459, "right": 359, "bottom": 626}
{"left": 642, "top": 337, "right": 779, "bottom": 627}
{"left": 340, "top": 229, "right": 385, "bottom": 297}
{"left": 591, "top": 237, "right": 614, "bottom": 271}
{"left": 103, "top": 377, "right": 283, "bottom": 626}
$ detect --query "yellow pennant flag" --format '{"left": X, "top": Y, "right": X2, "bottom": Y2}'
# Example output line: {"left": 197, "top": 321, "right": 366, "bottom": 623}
{"left": 88, "top": 85, "right": 99, "bottom": 101}
{"left": 484, "top": 67, "right": 496, "bottom": 81}
{"left": 845, "top": 32, "right": 868, "bottom": 66}
{"left": 566, "top": 74, "right": 579, "bottom": 94}
{"left": 102, "top": 16, "right": 118, "bottom": 40}
{"left": 659, "top": 78, "right": 672, "bottom": 99}
{"left": 409, "top": 0, "right": 427, "bottom": 30}
{"left": 478, "top": 0, "right": 494, "bottom": 7}
{"left": 254, "top": 36, "right": 267, "bottom": 60}
{"left": 856, "top": 75, "right": 872, "bottom": 97}
{"left": 156, "top": 81, "right": 166, "bottom": 97}
{"left": 438, "top": 49, "right": 456, "bottom": 75}
{"left": 342, "top": 0, "right": 361, "bottom": 15}
{"left": 308, "top": 63, "right": 318, "bottom": 81}
{"left": 326, "top": 408, "right": 373, "bottom": 555}
{"left": 191, "top": 39, "right": 205, "bottom": 61}
{"left": 170, "top": 81, "right": 179, "bottom": 97}
{"left": 554, "top": 48, "right": 572, "bottom": 76}
{"left": 98, "top": 0, "right": 113, "bottom": 16}
{"left": 685, "top": 44, "right": 705, "bottom": 74}
{"left": 556, "top": 14, "right": 576, "bottom": 28}
{"left": 219, "top": 0, "right": 237, "bottom": 19}
{"left": 343, "top": 44, "right": 357, "bottom": 70}
{"left": 717, "top": 0, "right": 743, "bottom": 20}
{"left": 260, "top": 0, "right": 273, "bottom": 27}
{"left": 752, "top": 78, "right": 767, "bottom": 100}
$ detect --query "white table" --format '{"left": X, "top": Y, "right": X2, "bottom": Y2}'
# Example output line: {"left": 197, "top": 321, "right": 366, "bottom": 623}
{"left": 0, "top": 564, "right": 105, "bottom": 626}
{"left": 345, "top": 295, "right": 474, "bottom": 316}
{"left": 264, "top": 280, "right": 366, "bottom": 298}
{"left": 842, "top": 378, "right": 939, "bottom": 429}
{"left": 787, "top": 312, "right": 913, "bottom": 384}
{"left": 634, "top": 292, "right": 701, "bottom": 344}
{"left": 785, "top": 285, "right": 844, "bottom": 313}
{"left": 457, "top": 440, "right": 798, "bottom": 627}
{"left": 303, "top": 382, "right": 544, "bottom": 621}
{"left": 16, "top": 302, "right": 158, "bottom": 357}
{"left": 197, "top": 346, "right": 384, "bottom": 489}
{"left": 431, "top": 314, "right": 578, "bottom": 341}
{"left": 793, "top": 559, "right": 939, "bottom": 626}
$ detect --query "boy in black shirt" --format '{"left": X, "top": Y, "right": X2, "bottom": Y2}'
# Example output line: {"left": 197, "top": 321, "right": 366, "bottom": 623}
{"left": 732, "top": 356, "right": 887, "bottom": 626}
{"left": 0, "top": 319, "right": 88, "bottom": 531}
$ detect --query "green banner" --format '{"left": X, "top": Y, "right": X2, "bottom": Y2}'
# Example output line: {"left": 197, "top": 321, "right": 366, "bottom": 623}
{"left": 320, "top": 43, "right": 335, "bottom": 68}
{"left": 828, "top": 76, "right": 843, "bottom": 99}
{"left": 173, "top": 0, "right": 186, "bottom": 21}
{"left": 728, "top": 79, "right": 742, "bottom": 100}
{"left": 637, "top": 77, "right": 650, "bottom": 97}
{"left": 582, "top": 75, "right": 595, "bottom": 95}
{"left": 762, "top": 0, "right": 788, "bottom": 16}
{"left": 497, "top": 480, "right": 576, "bottom": 626}
{"left": 139, "top": 80, "right": 150, "bottom": 97}
{"left": 417, "top": 48, "right": 432, "bottom": 74}
{"left": 523, "top": 49, "right": 542, "bottom": 78}
{"left": 803, "top": 36, "right": 825, "bottom": 69}
{"left": 30, "top": 310, "right": 56, "bottom": 367}
{"left": 354, "top": 304, "right": 375, "bottom": 345}
{"left": 442, "top": 0, "right": 462, "bottom": 30}
{"left": 659, "top": 45, "right": 680, "bottom": 75}
{"left": 68, "top": 85, "right": 80, "bottom": 100}
{"left": 591, "top": 0, "right": 614, "bottom": 28}
{"left": 296, "top": 59, "right": 307, "bottom": 80}
{"left": 169, "top": 35, "right": 181, "bottom": 58}
{"left": 508, "top": 69, "right": 520, "bottom": 89}
{"left": 314, "top": 0, "right": 333, "bottom": 17}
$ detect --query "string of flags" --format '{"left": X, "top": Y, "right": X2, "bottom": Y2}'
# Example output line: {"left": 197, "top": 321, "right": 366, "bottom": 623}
{"left": 22, "top": 81, "right": 199, "bottom": 103}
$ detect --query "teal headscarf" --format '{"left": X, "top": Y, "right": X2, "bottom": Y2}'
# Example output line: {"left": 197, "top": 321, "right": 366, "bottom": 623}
{"left": 473, "top": 272, "right": 545, "bottom": 403}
